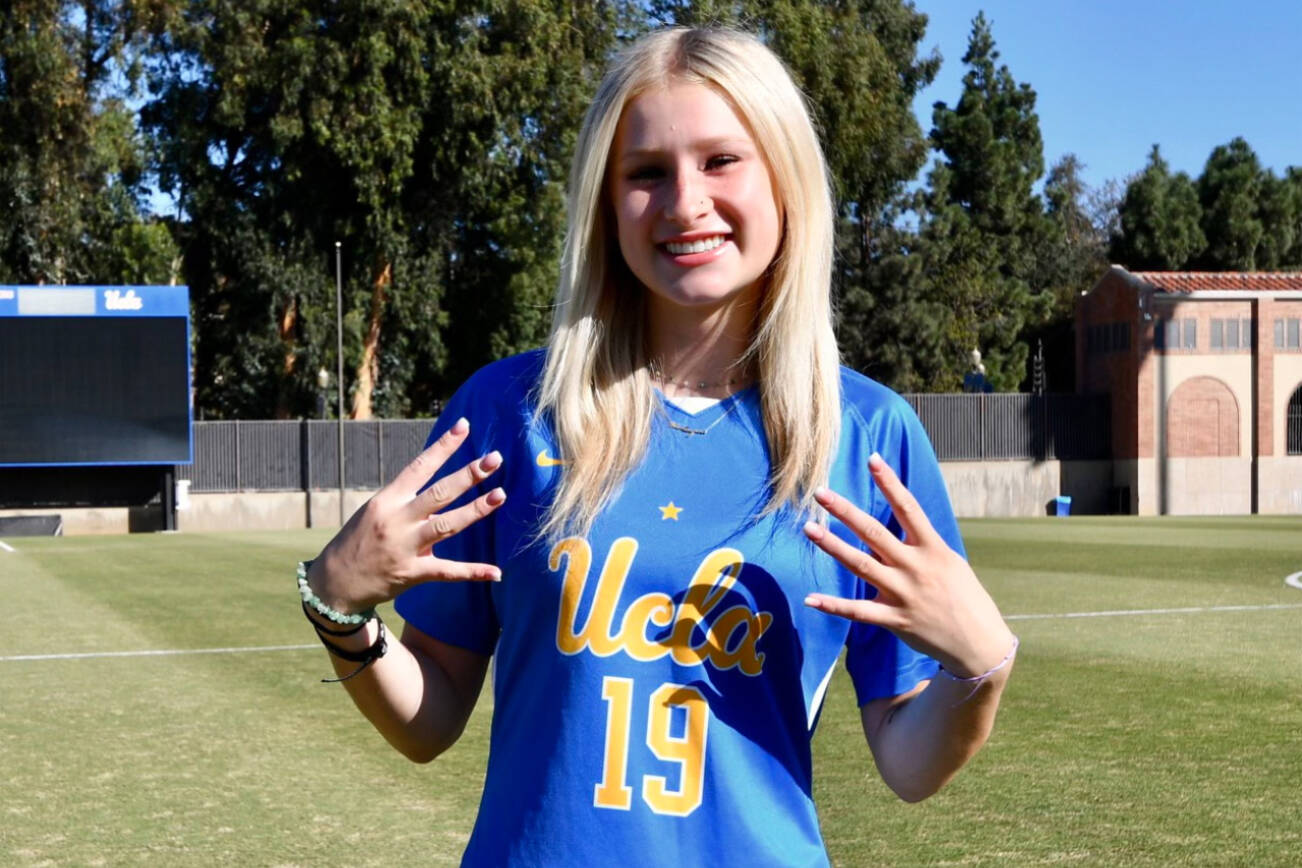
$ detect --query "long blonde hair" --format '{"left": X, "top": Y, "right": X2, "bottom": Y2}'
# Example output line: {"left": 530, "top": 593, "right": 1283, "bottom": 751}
{"left": 538, "top": 27, "right": 840, "bottom": 538}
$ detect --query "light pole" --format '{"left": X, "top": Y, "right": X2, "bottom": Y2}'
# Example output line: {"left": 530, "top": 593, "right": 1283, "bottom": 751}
{"left": 335, "top": 241, "right": 346, "bottom": 526}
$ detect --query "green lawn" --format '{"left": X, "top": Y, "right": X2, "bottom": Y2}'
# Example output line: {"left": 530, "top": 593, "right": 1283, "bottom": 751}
{"left": 2, "top": 517, "right": 1300, "bottom": 866}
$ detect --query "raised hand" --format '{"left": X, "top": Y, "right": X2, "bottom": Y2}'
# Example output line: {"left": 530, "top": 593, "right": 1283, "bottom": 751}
{"left": 305, "top": 417, "right": 505, "bottom": 616}
{"left": 802, "top": 453, "right": 1014, "bottom": 679}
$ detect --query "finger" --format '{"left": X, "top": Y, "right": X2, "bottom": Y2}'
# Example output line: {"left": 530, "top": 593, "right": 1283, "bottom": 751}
{"left": 388, "top": 417, "right": 471, "bottom": 496}
{"left": 802, "top": 519, "right": 903, "bottom": 598}
{"left": 803, "top": 592, "right": 901, "bottom": 628}
{"left": 408, "top": 557, "right": 503, "bottom": 583}
{"left": 867, "top": 453, "right": 942, "bottom": 547}
{"left": 419, "top": 486, "right": 507, "bottom": 547}
{"left": 812, "top": 485, "right": 910, "bottom": 567}
{"left": 408, "top": 450, "right": 502, "bottom": 517}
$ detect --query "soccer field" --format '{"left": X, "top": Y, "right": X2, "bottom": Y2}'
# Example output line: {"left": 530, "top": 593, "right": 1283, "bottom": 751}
{"left": 2, "top": 518, "right": 1299, "bottom": 866}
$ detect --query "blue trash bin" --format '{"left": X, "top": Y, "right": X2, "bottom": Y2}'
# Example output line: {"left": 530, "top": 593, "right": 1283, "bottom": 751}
{"left": 1054, "top": 495, "right": 1072, "bottom": 517}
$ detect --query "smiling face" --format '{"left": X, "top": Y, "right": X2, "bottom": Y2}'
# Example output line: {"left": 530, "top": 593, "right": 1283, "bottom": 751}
{"left": 609, "top": 81, "right": 782, "bottom": 319}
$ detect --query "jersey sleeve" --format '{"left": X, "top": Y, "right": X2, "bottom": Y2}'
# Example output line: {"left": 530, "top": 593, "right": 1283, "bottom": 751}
{"left": 844, "top": 394, "right": 961, "bottom": 703}
{"left": 393, "top": 369, "right": 503, "bottom": 657}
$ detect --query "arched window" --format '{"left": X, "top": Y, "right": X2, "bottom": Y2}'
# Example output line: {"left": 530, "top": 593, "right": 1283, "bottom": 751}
{"left": 1288, "top": 385, "right": 1302, "bottom": 455}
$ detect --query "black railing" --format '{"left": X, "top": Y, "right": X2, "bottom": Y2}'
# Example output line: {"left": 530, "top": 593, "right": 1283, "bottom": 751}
{"left": 177, "top": 393, "right": 1111, "bottom": 493}
{"left": 905, "top": 393, "right": 1111, "bottom": 462}
{"left": 178, "top": 419, "right": 435, "bottom": 492}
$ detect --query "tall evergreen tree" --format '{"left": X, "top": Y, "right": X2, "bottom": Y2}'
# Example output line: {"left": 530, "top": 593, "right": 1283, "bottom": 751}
{"left": 1196, "top": 137, "right": 1265, "bottom": 270}
{"left": 1256, "top": 169, "right": 1301, "bottom": 269}
{"left": 912, "top": 12, "right": 1051, "bottom": 391}
{"left": 1110, "top": 144, "right": 1205, "bottom": 270}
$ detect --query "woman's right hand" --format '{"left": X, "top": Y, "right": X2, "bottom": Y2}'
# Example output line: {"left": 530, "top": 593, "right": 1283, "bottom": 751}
{"left": 305, "top": 417, "right": 505, "bottom": 614}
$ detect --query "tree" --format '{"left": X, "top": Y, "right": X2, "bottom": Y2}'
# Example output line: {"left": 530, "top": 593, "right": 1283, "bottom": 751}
{"left": 0, "top": 0, "right": 177, "bottom": 285}
{"left": 1254, "top": 167, "right": 1302, "bottom": 270}
{"left": 762, "top": 0, "right": 941, "bottom": 386}
{"left": 910, "top": 12, "right": 1052, "bottom": 391}
{"left": 425, "top": 0, "right": 618, "bottom": 394}
{"left": 1110, "top": 144, "right": 1204, "bottom": 270}
{"left": 1196, "top": 137, "right": 1264, "bottom": 270}
{"left": 1028, "top": 154, "right": 1108, "bottom": 389}
{"left": 147, "top": 0, "right": 617, "bottom": 419}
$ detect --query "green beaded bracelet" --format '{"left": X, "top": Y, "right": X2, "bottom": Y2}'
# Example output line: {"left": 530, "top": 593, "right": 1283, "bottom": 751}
{"left": 297, "top": 560, "right": 376, "bottom": 626}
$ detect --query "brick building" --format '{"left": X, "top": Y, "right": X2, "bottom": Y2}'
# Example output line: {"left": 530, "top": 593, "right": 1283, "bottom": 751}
{"left": 1077, "top": 265, "right": 1302, "bottom": 514}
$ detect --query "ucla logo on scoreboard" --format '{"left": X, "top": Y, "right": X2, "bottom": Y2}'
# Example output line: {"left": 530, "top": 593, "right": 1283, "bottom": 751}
{"left": 103, "top": 288, "right": 144, "bottom": 311}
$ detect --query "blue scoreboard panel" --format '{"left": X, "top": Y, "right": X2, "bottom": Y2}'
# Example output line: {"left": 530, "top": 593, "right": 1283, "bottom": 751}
{"left": 0, "top": 286, "right": 192, "bottom": 466}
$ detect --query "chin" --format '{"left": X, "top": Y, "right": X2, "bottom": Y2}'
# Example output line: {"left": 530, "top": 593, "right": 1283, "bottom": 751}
{"left": 649, "top": 282, "right": 759, "bottom": 313}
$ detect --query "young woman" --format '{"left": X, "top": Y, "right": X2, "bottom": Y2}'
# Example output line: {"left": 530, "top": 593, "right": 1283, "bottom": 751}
{"left": 298, "top": 27, "right": 1016, "bottom": 866}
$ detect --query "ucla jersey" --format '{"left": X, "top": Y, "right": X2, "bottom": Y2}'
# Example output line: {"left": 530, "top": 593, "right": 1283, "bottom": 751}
{"left": 395, "top": 350, "right": 962, "bottom": 867}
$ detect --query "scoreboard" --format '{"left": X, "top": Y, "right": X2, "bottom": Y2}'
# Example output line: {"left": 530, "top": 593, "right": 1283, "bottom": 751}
{"left": 0, "top": 285, "right": 192, "bottom": 467}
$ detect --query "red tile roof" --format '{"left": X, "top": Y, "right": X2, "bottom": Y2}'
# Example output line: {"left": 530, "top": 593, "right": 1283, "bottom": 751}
{"left": 1129, "top": 271, "right": 1302, "bottom": 292}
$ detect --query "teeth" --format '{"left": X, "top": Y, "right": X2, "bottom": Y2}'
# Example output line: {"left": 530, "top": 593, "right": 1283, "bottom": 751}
{"left": 665, "top": 236, "right": 725, "bottom": 255}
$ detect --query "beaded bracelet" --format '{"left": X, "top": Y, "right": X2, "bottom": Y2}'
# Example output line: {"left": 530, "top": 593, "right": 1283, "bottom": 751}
{"left": 297, "top": 560, "right": 376, "bottom": 626}
{"left": 937, "top": 635, "right": 1020, "bottom": 707}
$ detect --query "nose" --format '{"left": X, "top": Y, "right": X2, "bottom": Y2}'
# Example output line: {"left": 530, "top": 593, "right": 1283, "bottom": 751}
{"left": 663, "top": 170, "right": 709, "bottom": 225}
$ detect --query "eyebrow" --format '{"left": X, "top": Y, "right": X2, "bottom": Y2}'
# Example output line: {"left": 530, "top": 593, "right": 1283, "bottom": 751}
{"left": 615, "top": 137, "right": 754, "bottom": 163}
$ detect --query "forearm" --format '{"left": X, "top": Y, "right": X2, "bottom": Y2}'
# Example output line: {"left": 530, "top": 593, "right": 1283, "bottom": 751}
{"left": 309, "top": 620, "right": 474, "bottom": 763}
{"left": 300, "top": 548, "right": 487, "bottom": 764}
{"left": 865, "top": 643, "right": 1016, "bottom": 803}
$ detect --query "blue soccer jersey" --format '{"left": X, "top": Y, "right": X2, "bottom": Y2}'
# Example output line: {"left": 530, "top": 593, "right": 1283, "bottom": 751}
{"left": 395, "top": 350, "right": 963, "bottom": 867}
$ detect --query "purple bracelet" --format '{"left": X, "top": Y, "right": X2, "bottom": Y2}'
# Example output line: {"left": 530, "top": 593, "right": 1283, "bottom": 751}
{"left": 937, "top": 635, "right": 1020, "bottom": 706}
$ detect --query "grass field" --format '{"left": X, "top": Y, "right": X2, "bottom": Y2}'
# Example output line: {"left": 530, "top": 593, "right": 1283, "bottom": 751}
{"left": 2, "top": 517, "right": 1300, "bottom": 866}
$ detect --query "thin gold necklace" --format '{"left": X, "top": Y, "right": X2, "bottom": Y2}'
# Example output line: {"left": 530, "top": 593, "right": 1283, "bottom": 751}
{"left": 664, "top": 395, "right": 742, "bottom": 436}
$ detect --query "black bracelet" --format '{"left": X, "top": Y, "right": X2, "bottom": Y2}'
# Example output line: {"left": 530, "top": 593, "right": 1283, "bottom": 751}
{"left": 302, "top": 601, "right": 370, "bottom": 637}
{"left": 309, "top": 615, "right": 389, "bottom": 683}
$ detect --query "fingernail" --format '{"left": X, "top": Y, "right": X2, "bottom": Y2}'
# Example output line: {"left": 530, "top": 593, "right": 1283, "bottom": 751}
{"left": 489, "top": 487, "right": 507, "bottom": 503}
{"left": 489, "top": 567, "right": 502, "bottom": 582}
{"left": 452, "top": 417, "right": 469, "bottom": 434}
{"left": 803, "top": 594, "right": 820, "bottom": 608}
{"left": 813, "top": 486, "right": 832, "bottom": 503}
{"left": 867, "top": 452, "right": 884, "bottom": 469}
{"left": 480, "top": 450, "right": 502, "bottom": 471}
{"left": 803, "top": 520, "right": 823, "bottom": 539}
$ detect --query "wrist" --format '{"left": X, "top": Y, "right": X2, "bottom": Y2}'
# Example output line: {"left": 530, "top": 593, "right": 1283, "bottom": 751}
{"left": 304, "top": 603, "right": 383, "bottom": 650}
{"left": 298, "top": 559, "right": 376, "bottom": 625}
{"left": 941, "top": 628, "right": 1018, "bottom": 680}
{"left": 935, "top": 634, "right": 1018, "bottom": 707}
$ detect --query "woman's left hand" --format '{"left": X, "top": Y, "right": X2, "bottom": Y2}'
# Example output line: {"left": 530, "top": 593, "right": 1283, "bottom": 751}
{"left": 802, "top": 453, "right": 1015, "bottom": 678}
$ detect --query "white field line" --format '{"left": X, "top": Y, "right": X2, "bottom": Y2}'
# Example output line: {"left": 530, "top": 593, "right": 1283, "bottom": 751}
{"left": 3, "top": 599, "right": 1301, "bottom": 664}
{"left": 1285, "top": 571, "right": 1302, "bottom": 591}
{"left": 1007, "top": 602, "right": 1302, "bottom": 622}
{"left": 0, "top": 643, "right": 317, "bottom": 663}
{"left": 0, "top": 540, "right": 15, "bottom": 552}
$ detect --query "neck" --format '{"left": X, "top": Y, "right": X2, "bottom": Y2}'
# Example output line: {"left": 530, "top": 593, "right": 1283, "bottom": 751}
{"left": 646, "top": 295, "right": 756, "bottom": 398}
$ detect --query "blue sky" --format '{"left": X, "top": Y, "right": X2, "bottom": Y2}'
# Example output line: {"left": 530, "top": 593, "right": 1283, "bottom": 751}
{"left": 910, "top": 1, "right": 1302, "bottom": 191}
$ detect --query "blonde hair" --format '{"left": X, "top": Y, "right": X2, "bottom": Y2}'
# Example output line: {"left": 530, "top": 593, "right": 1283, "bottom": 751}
{"left": 538, "top": 27, "right": 840, "bottom": 538}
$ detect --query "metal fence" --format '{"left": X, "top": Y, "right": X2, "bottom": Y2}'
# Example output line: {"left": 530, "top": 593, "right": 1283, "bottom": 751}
{"left": 178, "top": 393, "right": 1110, "bottom": 492}
{"left": 905, "top": 393, "right": 1111, "bottom": 462}
{"left": 178, "top": 419, "right": 435, "bottom": 492}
